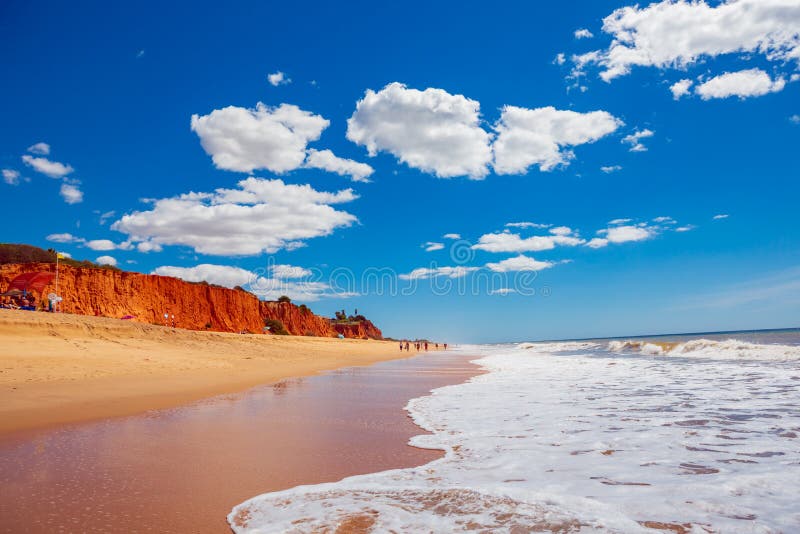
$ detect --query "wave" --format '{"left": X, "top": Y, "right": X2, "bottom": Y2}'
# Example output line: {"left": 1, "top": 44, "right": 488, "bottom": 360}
{"left": 606, "top": 338, "right": 800, "bottom": 360}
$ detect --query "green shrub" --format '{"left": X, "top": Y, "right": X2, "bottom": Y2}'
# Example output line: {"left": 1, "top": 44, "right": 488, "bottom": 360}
{"left": 264, "top": 318, "right": 289, "bottom": 335}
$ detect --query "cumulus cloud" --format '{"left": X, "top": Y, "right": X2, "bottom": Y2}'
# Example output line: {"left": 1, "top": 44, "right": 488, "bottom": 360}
{"left": 424, "top": 242, "right": 445, "bottom": 252}
{"left": 96, "top": 255, "right": 117, "bottom": 266}
{"left": 574, "top": 28, "right": 594, "bottom": 39}
{"left": 485, "top": 255, "right": 554, "bottom": 272}
{"left": 2, "top": 169, "right": 20, "bottom": 185}
{"left": 398, "top": 266, "right": 478, "bottom": 280}
{"left": 492, "top": 106, "right": 622, "bottom": 173}
{"left": 443, "top": 233, "right": 461, "bottom": 240}
{"left": 46, "top": 233, "right": 82, "bottom": 243}
{"left": 621, "top": 129, "right": 654, "bottom": 152}
{"left": 346, "top": 82, "right": 493, "bottom": 179}
{"left": 304, "top": 148, "right": 374, "bottom": 182}
{"left": 22, "top": 155, "right": 74, "bottom": 178}
{"left": 670, "top": 79, "right": 694, "bottom": 99}
{"left": 472, "top": 230, "right": 584, "bottom": 253}
{"left": 112, "top": 177, "right": 358, "bottom": 256}
{"left": 600, "top": 165, "right": 622, "bottom": 173}
{"left": 27, "top": 142, "right": 50, "bottom": 155}
{"left": 586, "top": 237, "right": 609, "bottom": 249}
{"left": 85, "top": 239, "right": 120, "bottom": 251}
{"left": 573, "top": 0, "right": 800, "bottom": 82}
{"left": 695, "top": 68, "right": 786, "bottom": 100}
{"left": 271, "top": 264, "right": 313, "bottom": 279}
{"left": 153, "top": 263, "right": 337, "bottom": 301}
{"left": 60, "top": 182, "right": 83, "bottom": 204}
{"left": 267, "top": 71, "right": 291, "bottom": 86}
{"left": 599, "top": 224, "right": 655, "bottom": 243}
{"left": 549, "top": 226, "right": 573, "bottom": 236}
{"left": 191, "top": 103, "right": 329, "bottom": 173}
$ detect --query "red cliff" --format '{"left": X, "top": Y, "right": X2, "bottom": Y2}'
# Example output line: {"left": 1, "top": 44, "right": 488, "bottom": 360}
{"left": 0, "top": 263, "right": 381, "bottom": 339}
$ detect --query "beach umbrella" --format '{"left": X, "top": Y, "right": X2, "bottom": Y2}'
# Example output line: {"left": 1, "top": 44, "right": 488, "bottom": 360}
{"left": 7, "top": 272, "right": 55, "bottom": 294}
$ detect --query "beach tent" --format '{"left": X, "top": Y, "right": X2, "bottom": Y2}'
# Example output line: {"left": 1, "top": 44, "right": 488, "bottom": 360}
{"left": 6, "top": 272, "right": 55, "bottom": 294}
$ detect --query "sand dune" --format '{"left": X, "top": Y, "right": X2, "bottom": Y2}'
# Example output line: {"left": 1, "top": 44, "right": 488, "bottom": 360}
{"left": 0, "top": 309, "right": 407, "bottom": 435}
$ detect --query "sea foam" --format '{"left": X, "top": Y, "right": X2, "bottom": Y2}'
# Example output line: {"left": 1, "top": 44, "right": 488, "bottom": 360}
{"left": 230, "top": 340, "right": 800, "bottom": 532}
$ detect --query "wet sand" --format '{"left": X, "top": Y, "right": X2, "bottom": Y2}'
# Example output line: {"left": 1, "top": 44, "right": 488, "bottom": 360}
{"left": 0, "top": 350, "right": 479, "bottom": 533}
{"left": 0, "top": 309, "right": 413, "bottom": 434}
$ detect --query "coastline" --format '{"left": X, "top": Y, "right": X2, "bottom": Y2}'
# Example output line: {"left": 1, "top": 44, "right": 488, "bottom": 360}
{"left": 0, "top": 308, "right": 417, "bottom": 436}
{"left": 0, "top": 341, "right": 480, "bottom": 532}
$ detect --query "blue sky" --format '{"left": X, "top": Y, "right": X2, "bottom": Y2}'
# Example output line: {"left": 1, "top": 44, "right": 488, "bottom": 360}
{"left": 2, "top": 0, "right": 799, "bottom": 342}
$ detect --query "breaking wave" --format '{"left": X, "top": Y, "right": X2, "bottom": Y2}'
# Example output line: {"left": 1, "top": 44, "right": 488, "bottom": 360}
{"left": 608, "top": 338, "right": 800, "bottom": 360}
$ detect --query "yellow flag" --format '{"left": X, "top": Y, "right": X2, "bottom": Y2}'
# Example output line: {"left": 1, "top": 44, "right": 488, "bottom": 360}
{"left": 57, "top": 252, "right": 65, "bottom": 259}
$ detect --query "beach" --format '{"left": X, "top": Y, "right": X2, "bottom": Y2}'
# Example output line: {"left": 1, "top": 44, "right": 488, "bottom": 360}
{"left": 0, "top": 309, "right": 420, "bottom": 435}
{"left": 0, "top": 309, "right": 479, "bottom": 532}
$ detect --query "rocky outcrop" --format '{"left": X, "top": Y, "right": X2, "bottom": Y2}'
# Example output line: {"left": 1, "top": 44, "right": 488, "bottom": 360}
{"left": 0, "top": 263, "right": 380, "bottom": 338}
{"left": 332, "top": 319, "right": 383, "bottom": 340}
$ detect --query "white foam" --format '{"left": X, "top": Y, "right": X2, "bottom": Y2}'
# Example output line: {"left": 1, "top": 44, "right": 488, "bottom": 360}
{"left": 608, "top": 338, "right": 800, "bottom": 361}
{"left": 230, "top": 341, "right": 800, "bottom": 532}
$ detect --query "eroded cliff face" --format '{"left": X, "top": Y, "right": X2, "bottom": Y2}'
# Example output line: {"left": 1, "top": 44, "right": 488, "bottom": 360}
{"left": 0, "top": 263, "right": 380, "bottom": 338}
{"left": 333, "top": 320, "right": 383, "bottom": 340}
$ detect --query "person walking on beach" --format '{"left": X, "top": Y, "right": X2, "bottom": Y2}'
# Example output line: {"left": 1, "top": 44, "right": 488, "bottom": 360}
{"left": 399, "top": 341, "right": 404, "bottom": 351}
{"left": 424, "top": 342, "right": 429, "bottom": 351}
{"left": 444, "top": 343, "right": 448, "bottom": 350}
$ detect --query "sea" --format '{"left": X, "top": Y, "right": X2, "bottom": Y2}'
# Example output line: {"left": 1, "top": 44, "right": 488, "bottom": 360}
{"left": 230, "top": 329, "right": 800, "bottom": 533}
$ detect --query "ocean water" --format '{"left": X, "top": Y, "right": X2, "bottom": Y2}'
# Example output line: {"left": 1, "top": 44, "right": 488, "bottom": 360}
{"left": 229, "top": 330, "right": 800, "bottom": 533}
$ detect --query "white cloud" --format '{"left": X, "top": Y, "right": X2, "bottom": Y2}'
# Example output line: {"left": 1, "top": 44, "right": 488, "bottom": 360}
{"left": 267, "top": 71, "right": 291, "bottom": 86}
{"left": 586, "top": 237, "right": 609, "bottom": 248}
{"left": 473, "top": 230, "right": 584, "bottom": 253}
{"left": 670, "top": 79, "right": 694, "bottom": 99}
{"left": 22, "top": 155, "right": 74, "bottom": 178}
{"left": 609, "top": 218, "right": 632, "bottom": 225}
{"left": 695, "top": 68, "right": 786, "bottom": 100}
{"left": 137, "top": 241, "right": 163, "bottom": 253}
{"left": 85, "top": 239, "right": 118, "bottom": 251}
{"left": 489, "top": 288, "right": 516, "bottom": 295}
{"left": 136, "top": 49, "right": 145, "bottom": 59}
{"left": 304, "top": 148, "right": 374, "bottom": 182}
{"left": 346, "top": 82, "right": 493, "bottom": 179}
{"left": 98, "top": 210, "right": 116, "bottom": 225}
{"left": 398, "top": 266, "right": 478, "bottom": 280}
{"left": 485, "top": 255, "right": 554, "bottom": 273}
{"left": 621, "top": 129, "right": 654, "bottom": 152}
{"left": 492, "top": 106, "right": 622, "bottom": 173}
{"left": 600, "top": 165, "right": 622, "bottom": 173}
{"left": 574, "top": 28, "right": 594, "bottom": 39}
{"left": 60, "top": 182, "right": 83, "bottom": 204}
{"left": 96, "top": 255, "right": 117, "bottom": 266}
{"left": 549, "top": 226, "right": 573, "bottom": 236}
{"left": 790, "top": 114, "right": 800, "bottom": 124}
{"left": 443, "top": 233, "right": 461, "bottom": 240}
{"left": 675, "top": 225, "right": 695, "bottom": 232}
{"left": 424, "top": 242, "right": 445, "bottom": 252}
{"left": 554, "top": 53, "right": 566, "bottom": 65}
{"left": 652, "top": 216, "right": 676, "bottom": 224}
{"left": 112, "top": 177, "right": 358, "bottom": 256}
{"left": 271, "top": 264, "right": 313, "bottom": 279}
{"left": 2, "top": 169, "right": 20, "bottom": 185}
{"left": 574, "top": 0, "right": 800, "bottom": 82}
{"left": 505, "top": 222, "right": 550, "bottom": 229}
{"left": 153, "top": 263, "right": 340, "bottom": 302}
{"left": 46, "top": 233, "right": 82, "bottom": 243}
{"left": 154, "top": 264, "right": 253, "bottom": 288}
{"left": 27, "top": 142, "right": 50, "bottom": 155}
{"left": 602, "top": 224, "right": 655, "bottom": 243}
{"left": 191, "top": 103, "right": 329, "bottom": 173}
{"left": 713, "top": 213, "right": 730, "bottom": 220}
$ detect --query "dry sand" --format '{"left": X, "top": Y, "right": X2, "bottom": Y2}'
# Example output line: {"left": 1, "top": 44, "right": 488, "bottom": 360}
{"left": 0, "top": 309, "right": 416, "bottom": 435}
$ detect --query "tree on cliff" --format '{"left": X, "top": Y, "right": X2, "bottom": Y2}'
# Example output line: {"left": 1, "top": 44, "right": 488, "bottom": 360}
{"left": 277, "top": 295, "right": 291, "bottom": 303}
{"left": 264, "top": 318, "right": 289, "bottom": 335}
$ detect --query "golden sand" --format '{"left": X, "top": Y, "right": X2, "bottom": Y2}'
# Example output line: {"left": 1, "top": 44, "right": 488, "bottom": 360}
{"left": 0, "top": 308, "right": 418, "bottom": 435}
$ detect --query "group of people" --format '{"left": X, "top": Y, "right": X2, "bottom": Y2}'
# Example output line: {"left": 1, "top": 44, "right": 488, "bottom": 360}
{"left": 1, "top": 294, "right": 40, "bottom": 311}
{"left": 399, "top": 340, "right": 447, "bottom": 352}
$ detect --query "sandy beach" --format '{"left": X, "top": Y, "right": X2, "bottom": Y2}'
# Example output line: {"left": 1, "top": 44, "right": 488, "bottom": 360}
{"left": 0, "top": 309, "right": 421, "bottom": 435}
{"left": 0, "top": 309, "right": 478, "bottom": 532}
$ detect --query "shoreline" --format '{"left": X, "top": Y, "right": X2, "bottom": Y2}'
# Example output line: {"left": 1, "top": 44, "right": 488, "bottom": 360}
{"left": 0, "top": 341, "right": 481, "bottom": 532}
{"left": 0, "top": 308, "right": 424, "bottom": 437}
